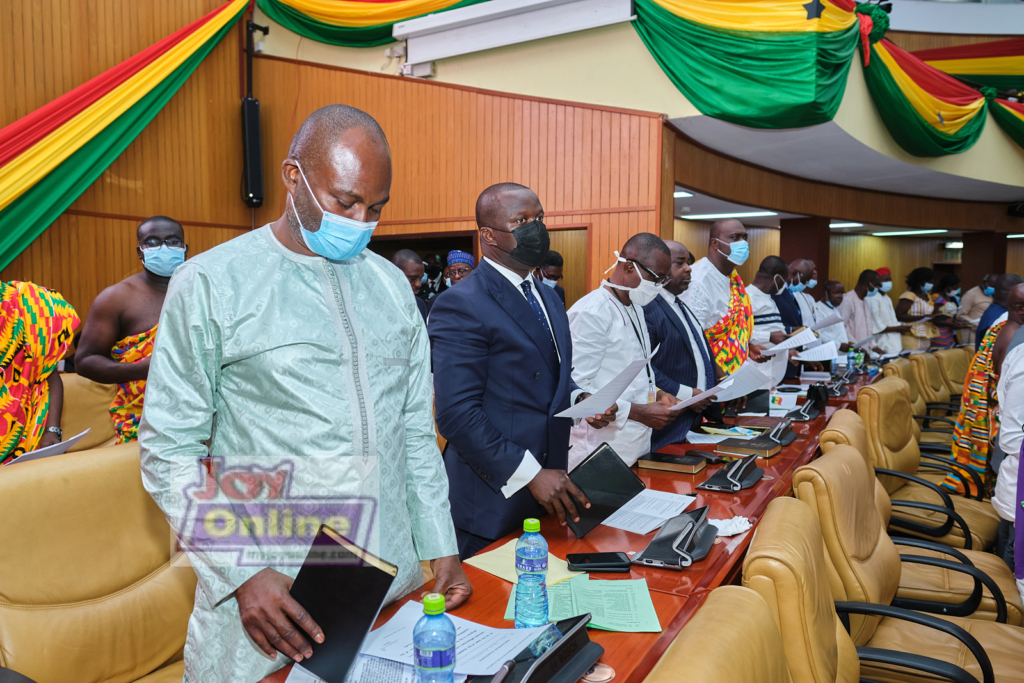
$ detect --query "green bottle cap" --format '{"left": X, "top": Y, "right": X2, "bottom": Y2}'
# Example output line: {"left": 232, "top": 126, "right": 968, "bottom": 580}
{"left": 523, "top": 518, "right": 541, "bottom": 533}
{"left": 423, "top": 593, "right": 446, "bottom": 616}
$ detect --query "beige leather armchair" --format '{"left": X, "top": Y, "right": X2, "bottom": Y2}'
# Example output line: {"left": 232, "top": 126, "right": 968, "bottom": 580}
{"left": 59, "top": 372, "right": 118, "bottom": 451}
{"left": 644, "top": 586, "right": 793, "bottom": 683}
{"left": 0, "top": 442, "right": 195, "bottom": 682}
{"left": 795, "top": 442, "right": 1022, "bottom": 627}
{"left": 882, "top": 358, "right": 956, "bottom": 445}
{"left": 933, "top": 348, "right": 970, "bottom": 398}
{"left": 744, "top": 497, "right": 1024, "bottom": 683}
{"left": 858, "top": 378, "right": 1000, "bottom": 549}
{"left": 910, "top": 352, "right": 961, "bottom": 414}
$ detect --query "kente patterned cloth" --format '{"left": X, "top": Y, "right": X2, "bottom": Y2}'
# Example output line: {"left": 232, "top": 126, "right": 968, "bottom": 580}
{"left": 109, "top": 324, "right": 158, "bottom": 444}
{"left": 0, "top": 281, "right": 79, "bottom": 463}
{"left": 705, "top": 270, "right": 753, "bottom": 375}
{"left": 942, "top": 320, "right": 1006, "bottom": 494}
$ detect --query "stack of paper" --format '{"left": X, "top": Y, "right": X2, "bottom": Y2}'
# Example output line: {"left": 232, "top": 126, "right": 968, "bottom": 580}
{"left": 601, "top": 489, "right": 696, "bottom": 535}
{"left": 361, "top": 602, "right": 550, "bottom": 676}
{"left": 795, "top": 341, "right": 839, "bottom": 362}
{"left": 761, "top": 328, "right": 817, "bottom": 355}
{"left": 464, "top": 539, "right": 583, "bottom": 585}
{"left": 503, "top": 575, "right": 661, "bottom": 632}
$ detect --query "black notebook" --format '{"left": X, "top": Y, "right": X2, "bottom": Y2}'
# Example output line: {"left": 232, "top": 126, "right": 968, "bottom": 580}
{"left": 289, "top": 525, "right": 398, "bottom": 682}
{"left": 566, "top": 443, "right": 646, "bottom": 539}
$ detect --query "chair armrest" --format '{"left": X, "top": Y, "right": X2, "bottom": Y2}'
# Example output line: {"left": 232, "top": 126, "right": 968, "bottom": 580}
{"left": 874, "top": 468, "right": 955, "bottom": 509}
{"left": 918, "top": 455, "right": 985, "bottom": 500}
{"left": 915, "top": 414, "right": 957, "bottom": 428}
{"left": 919, "top": 443, "right": 953, "bottom": 455}
{"left": 918, "top": 462, "right": 973, "bottom": 499}
{"left": 856, "top": 647, "right": 981, "bottom": 683}
{"left": 888, "top": 499, "right": 973, "bottom": 550}
{"left": 835, "top": 601, "right": 994, "bottom": 683}
{"left": 926, "top": 402, "right": 960, "bottom": 415}
{"left": 895, "top": 554, "right": 1007, "bottom": 623}
{"left": 890, "top": 537, "right": 973, "bottom": 565}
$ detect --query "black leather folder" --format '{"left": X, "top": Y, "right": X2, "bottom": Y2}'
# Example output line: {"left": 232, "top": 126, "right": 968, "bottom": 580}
{"left": 566, "top": 443, "right": 646, "bottom": 539}
{"left": 289, "top": 525, "right": 398, "bottom": 682}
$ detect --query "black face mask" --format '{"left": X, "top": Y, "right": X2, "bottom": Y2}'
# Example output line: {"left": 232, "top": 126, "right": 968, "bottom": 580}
{"left": 492, "top": 219, "right": 550, "bottom": 268}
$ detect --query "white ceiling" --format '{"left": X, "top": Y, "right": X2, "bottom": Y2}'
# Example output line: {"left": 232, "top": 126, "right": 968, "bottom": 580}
{"left": 670, "top": 116, "right": 1024, "bottom": 203}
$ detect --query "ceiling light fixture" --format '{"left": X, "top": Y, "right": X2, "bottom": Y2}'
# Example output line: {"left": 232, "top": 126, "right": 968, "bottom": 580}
{"left": 1007, "top": 234, "right": 1024, "bottom": 239}
{"left": 829, "top": 222, "right": 863, "bottom": 228}
{"left": 673, "top": 191, "right": 693, "bottom": 198}
{"left": 871, "top": 229, "right": 948, "bottom": 237}
{"left": 945, "top": 241, "right": 964, "bottom": 249}
{"left": 681, "top": 211, "right": 776, "bottom": 220}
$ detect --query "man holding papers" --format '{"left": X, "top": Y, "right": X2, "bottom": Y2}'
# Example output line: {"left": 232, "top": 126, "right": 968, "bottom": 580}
{"left": 813, "top": 281, "right": 853, "bottom": 352}
{"left": 568, "top": 233, "right": 680, "bottom": 469}
{"left": 430, "top": 183, "right": 615, "bottom": 560}
{"left": 643, "top": 241, "right": 721, "bottom": 451}
{"left": 868, "top": 267, "right": 909, "bottom": 355}
{"left": 839, "top": 270, "right": 887, "bottom": 355}
{"left": 747, "top": 257, "right": 792, "bottom": 349}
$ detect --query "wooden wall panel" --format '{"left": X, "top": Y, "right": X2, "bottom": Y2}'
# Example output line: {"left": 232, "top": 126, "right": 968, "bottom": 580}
{"left": 673, "top": 219, "right": 780, "bottom": 285}
{"left": 251, "top": 55, "right": 662, "bottom": 290}
{"left": 1008, "top": 240, "right": 1024, "bottom": 277}
{"left": 547, "top": 227, "right": 588, "bottom": 309}
{"left": 829, "top": 234, "right": 949, "bottom": 307}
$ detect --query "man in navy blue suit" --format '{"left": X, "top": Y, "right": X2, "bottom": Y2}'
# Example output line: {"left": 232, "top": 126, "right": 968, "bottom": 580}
{"left": 643, "top": 241, "right": 721, "bottom": 451}
{"left": 429, "top": 183, "right": 616, "bottom": 559}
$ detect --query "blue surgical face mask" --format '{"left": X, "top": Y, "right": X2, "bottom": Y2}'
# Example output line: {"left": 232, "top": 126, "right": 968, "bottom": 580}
{"left": 541, "top": 277, "right": 557, "bottom": 288}
{"left": 420, "top": 273, "right": 428, "bottom": 284}
{"left": 807, "top": 278, "right": 818, "bottom": 290}
{"left": 292, "top": 163, "right": 378, "bottom": 261}
{"left": 789, "top": 279, "right": 806, "bottom": 294}
{"left": 880, "top": 281, "right": 893, "bottom": 293}
{"left": 984, "top": 286, "right": 995, "bottom": 296}
{"left": 921, "top": 282, "right": 933, "bottom": 293}
{"left": 950, "top": 287, "right": 961, "bottom": 297}
{"left": 717, "top": 238, "right": 749, "bottom": 266}
{"left": 445, "top": 278, "right": 452, "bottom": 288}
{"left": 142, "top": 245, "right": 186, "bottom": 277}
{"left": 867, "top": 287, "right": 879, "bottom": 298}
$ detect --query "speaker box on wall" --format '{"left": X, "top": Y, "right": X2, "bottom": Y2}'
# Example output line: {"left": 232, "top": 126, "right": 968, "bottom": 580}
{"left": 242, "top": 96, "right": 263, "bottom": 208}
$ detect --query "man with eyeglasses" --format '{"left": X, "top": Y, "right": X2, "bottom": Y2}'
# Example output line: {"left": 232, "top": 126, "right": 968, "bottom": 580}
{"left": 76, "top": 215, "right": 188, "bottom": 443}
{"left": 568, "top": 233, "right": 681, "bottom": 469}
{"left": 445, "top": 250, "right": 475, "bottom": 287}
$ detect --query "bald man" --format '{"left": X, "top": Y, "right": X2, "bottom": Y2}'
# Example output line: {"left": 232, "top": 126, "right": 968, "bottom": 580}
{"left": 76, "top": 215, "right": 188, "bottom": 443}
{"left": 140, "top": 105, "right": 470, "bottom": 682}
{"left": 392, "top": 248, "right": 429, "bottom": 321}
{"left": 680, "top": 219, "right": 760, "bottom": 374}
{"left": 429, "top": 182, "right": 615, "bottom": 559}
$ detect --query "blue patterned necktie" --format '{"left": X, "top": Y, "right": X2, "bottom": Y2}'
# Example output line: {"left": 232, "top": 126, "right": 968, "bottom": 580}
{"left": 678, "top": 297, "right": 715, "bottom": 388}
{"left": 521, "top": 281, "right": 556, "bottom": 355}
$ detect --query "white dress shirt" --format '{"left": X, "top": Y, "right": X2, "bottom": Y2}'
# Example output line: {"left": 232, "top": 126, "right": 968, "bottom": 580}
{"left": 680, "top": 257, "right": 732, "bottom": 331}
{"left": 867, "top": 293, "right": 902, "bottom": 355}
{"left": 995, "top": 339, "right": 1024, "bottom": 523}
{"left": 660, "top": 289, "right": 709, "bottom": 398}
{"left": 840, "top": 291, "right": 875, "bottom": 344}
{"left": 483, "top": 257, "right": 578, "bottom": 497}
{"left": 794, "top": 291, "right": 818, "bottom": 329}
{"left": 567, "top": 286, "right": 653, "bottom": 469}
{"left": 813, "top": 300, "right": 850, "bottom": 347}
{"left": 748, "top": 285, "right": 785, "bottom": 348}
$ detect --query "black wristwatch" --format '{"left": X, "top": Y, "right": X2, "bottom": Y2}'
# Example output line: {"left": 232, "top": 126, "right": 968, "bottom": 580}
{"left": 45, "top": 426, "right": 63, "bottom": 441}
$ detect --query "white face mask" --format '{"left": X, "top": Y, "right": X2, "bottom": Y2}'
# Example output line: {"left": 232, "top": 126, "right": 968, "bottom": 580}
{"left": 604, "top": 251, "right": 664, "bottom": 306}
{"left": 773, "top": 275, "right": 788, "bottom": 296}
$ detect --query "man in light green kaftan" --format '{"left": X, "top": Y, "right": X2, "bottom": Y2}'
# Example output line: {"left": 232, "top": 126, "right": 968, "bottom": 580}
{"left": 139, "top": 106, "right": 470, "bottom": 683}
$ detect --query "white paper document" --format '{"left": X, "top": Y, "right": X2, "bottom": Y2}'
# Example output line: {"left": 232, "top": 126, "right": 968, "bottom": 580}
{"left": 361, "top": 601, "right": 548, "bottom": 676}
{"left": 670, "top": 383, "right": 727, "bottom": 411}
{"left": 1, "top": 429, "right": 90, "bottom": 466}
{"left": 769, "top": 351, "right": 789, "bottom": 389}
{"left": 684, "top": 431, "right": 728, "bottom": 444}
{"left": 601, "top": 489, "right": 696, "bottom": 535}
{"left": 811, "top": 313, "right": 843, "bottom": 331}
{"left": 795, "top": 341, "right": 839, "bottom": 362}
{"left": 761, "top": 328, "right": 817, "bottom": 355}
{"left": 853, "top": 335, "right": 876, "bottom": 349}
{"left": 712, "top": 362, "right": 770, "bottom": 402}
{"left": 285, "top": 656, "right": 469, "bottom": 683}
{"left": 554, "top": 345, "right": 660, "bottom": 419}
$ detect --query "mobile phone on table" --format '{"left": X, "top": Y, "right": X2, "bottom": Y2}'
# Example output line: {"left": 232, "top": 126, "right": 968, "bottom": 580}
{"left": 566, "top": 551, "right": 632, "bottom": 572}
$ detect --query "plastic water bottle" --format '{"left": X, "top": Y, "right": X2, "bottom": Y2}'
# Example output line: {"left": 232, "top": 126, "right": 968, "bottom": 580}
{"left": 856, "top": 350, "right": 866, "bottom": 368}
{"left": 846, "top": 348, "right": 857, "bottom": 370}
{"left": 413, "top": 593, "right": 456, "bottom": 683}
{"left": 514, "top": 518, "right": 549, "bottom": 628}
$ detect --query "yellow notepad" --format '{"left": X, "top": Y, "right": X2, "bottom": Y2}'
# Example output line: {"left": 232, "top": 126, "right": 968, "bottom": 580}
{"left": 464, "top": 538, "right": 583, "bottom": 585}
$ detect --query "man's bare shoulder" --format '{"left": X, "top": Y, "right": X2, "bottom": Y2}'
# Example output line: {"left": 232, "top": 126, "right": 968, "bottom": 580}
{"left": 96, "top": 272, "right": 156, "bottom": 304}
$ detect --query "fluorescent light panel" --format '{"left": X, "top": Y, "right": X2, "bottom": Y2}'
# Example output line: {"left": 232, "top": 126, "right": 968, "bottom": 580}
{"left": 945, "top": 241, "right": 964, "bottom": 249}
{"left": 673, "top": 191, "right": 693, "bottom": 198}
{"left": 871, "top": 229, "right": 947, "bottom": 237}
{"left": 680, "top": 211, "right": 776, "bottom": 220}
{"left": 1008, "top": 234, "right": 1024, "bottom": 239}
{"left": 829, "top": 222, "right": 862, "bottom": 228}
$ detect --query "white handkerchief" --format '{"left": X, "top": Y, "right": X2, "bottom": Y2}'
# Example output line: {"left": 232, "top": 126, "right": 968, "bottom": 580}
{"left": 711, "top": 516, "right": 753, "bottom": 537}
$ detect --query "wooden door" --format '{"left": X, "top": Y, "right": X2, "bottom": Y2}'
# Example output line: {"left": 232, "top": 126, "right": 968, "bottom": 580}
{"left": 548, "top": 227, "right": 588, "bottom": 309}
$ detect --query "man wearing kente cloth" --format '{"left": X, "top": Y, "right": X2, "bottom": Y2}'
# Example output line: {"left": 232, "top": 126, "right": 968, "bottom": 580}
{"left": 941, "top": 285, "right": 1022, "bottom": 496}
{"left": 76, "top": 216, "right": 187, "bottom": 443}
{"left": 1, "top": 281, "right": 79, "bottom": 464}
{"left": 680, "top": 219, "right": 763, "bottom": 374}
{"left": 140, "top": 105, "right": 470, "bottom": 683}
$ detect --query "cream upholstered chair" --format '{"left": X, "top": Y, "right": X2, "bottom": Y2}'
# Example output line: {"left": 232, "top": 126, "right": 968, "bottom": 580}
{"left": 745, "top": 497, "right": 1022, "bottom": 683}
{"left": 0, "top": 442, "right": 195, "bottom": 682}
{"left": 910, "top": 352, "right": 961, "bottom": 414}
{"left": 857, "top": 378, "right": 1000, "bottom": 550}
{"left": 882, "top": 358, "right": 956, "bottom": 445}
{"left": 933, "top": 348, "right": 970, "bottom": 398}
{"left": 59, "top": 372, "right": 118, "bottom": 451}
{"left": 645, "top": 586, "right": 793, "bottom": 683}
{"left": 795, "top": 441, "right": 1022, "bottom": 627}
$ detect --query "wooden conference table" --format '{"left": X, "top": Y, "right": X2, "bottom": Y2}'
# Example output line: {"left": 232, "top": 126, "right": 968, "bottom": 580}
{"left": 263, "top": 376, "right": 877, "bottom": 683}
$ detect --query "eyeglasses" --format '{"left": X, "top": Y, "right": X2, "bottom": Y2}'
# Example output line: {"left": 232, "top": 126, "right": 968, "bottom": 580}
{"left": 140, "top": 237, "right": 185, "bottom": 250}
{"left": 631, "top": 259, "right": 670, "bottom": 286}
{"left": 449, "top": 266, "right": 473, "bottom": 277}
